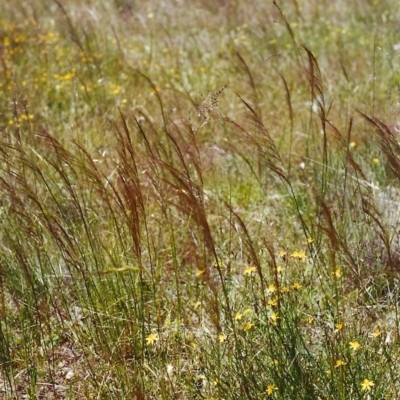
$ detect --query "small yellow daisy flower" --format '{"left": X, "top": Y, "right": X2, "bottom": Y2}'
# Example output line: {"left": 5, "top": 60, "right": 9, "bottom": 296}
{"left": 145, "top": 333, "right": 159, "bottom": 345}
{"left": 290, "top": 251, "right": 307, "bottom": 260}
{"left": 349, "top": 341, "right": 361, "bottom": 351}
{"left": 291, "top": 282, "right": 302, "bottom": 290}
{"left": 268, "top": 297, "right": 278, "bottom": 307}
{"left": 267, "top": 284, "right": 277, "bottom": 293}
{"left": 218, "top": 333, "right": 227, "bottom": 343}
{"left": 244, "top": 265, "right": 257, "bottom": 275}
{"left": 372, "top": 328, "right": 382, "bottom": 337}
{"left": 335, "top": 322, "right": 344, "bottom": 332}
{"left": 335, "top": 359, "right": 346, "bottom": 368}
{"left": 269, "top": 312, "right": 278, "bottom": 324}
{"left": 361, "top": 379, "right": 375, "bottom": 392}
{"left": 234, "top": 312, "right": 243, "bottom": 320}
{"left": 243, "top": 321, "right": 255, "bottom": 331}
{"left": 266, "top": 384, "right": 278, "bottom": 395}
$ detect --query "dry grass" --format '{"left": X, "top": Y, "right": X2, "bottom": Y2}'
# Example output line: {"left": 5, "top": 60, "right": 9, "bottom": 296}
{"left": 1, "top": 0, "right": 400, "bottom": 398}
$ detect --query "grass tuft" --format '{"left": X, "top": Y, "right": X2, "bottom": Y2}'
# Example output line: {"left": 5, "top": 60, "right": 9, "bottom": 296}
{"left": 1, "top": 0, "right": 400, "bottom": 398}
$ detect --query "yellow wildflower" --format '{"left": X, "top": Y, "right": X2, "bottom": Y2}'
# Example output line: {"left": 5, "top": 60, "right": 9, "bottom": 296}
{"left": 268, "top": 297, "right": 278, "bottom": 307}
{"left": 335, "top": 322, "right": 344, "bottom": 332}
{"left": 372, "top": 328, "right": 382, "bottom": 337}
{"left": 269, "top": 312, "right": 278, "bottom": 324}
{"left": 290, "top": 251, "right": 307, "bottom": 260}
{"left": 267, "top": 284, "right": 277, "bottom": 293}
{"left": 349, "top": 341, "right": 361, "bottom": 351}
{"left": 361, "top": 379, "right": 375, "bottom": 392}
{"left": 334, "top": 268, "right": 341, "bottom": 278}
{"left": 243, "top": 322, "right": 254, "bottom": 331}
{"left": 234, "top": 312, "right": 243, "bottom": 320}
{"left": 266, "top": 384, "right": 277, "bottom": 395}
{"left": 145, "top": 333, "right": 159, "bottom": 345}
{"left": 335, "top": 359, "right": 346, "bottom": 368}
{"left": 218, "top": 333, "right": 227, "bottom": 343}
{"left": 244, "top": 265, "right": 257, "bottom": 275}
{"left": 291, "top": 282, "right": 302, "bottom": 290}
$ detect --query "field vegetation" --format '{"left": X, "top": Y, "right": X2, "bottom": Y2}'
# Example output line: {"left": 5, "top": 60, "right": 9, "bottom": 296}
{"left": 1, "top": 0, "right": 400, "bottom": 398}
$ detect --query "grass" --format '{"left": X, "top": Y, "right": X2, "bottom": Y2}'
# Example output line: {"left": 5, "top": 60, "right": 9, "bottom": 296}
{"left": 1, "top": 0, "right": 400, "bottom": 398}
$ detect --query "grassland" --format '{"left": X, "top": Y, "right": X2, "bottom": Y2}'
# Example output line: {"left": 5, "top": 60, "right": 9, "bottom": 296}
{"left": 1, "top": 0, "right": 400, "bottom": 398}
